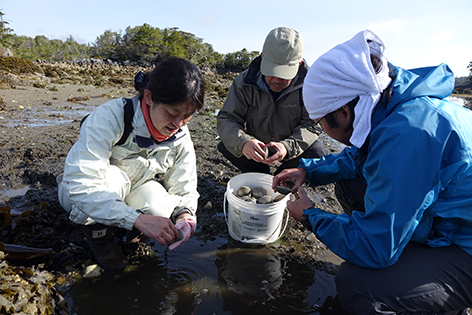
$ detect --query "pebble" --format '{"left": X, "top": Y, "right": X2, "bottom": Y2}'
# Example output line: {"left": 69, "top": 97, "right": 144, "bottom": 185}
{"left": 83, "top": 264, "right": 103, "bottom": 278}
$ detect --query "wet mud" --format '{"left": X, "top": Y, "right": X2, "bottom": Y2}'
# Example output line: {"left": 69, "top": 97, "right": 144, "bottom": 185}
{"left": 8, "top": 61, "right": 466, "bottom": 313}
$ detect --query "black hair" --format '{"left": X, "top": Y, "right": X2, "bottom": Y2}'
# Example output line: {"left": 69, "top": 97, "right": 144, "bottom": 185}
{"left": 323, "top": 54, "right": 383, "bottom": 129}
{"left": 370, "top": 55, "right": 383, "bottom": 74}
{"left": 324, "top": 96, "right": 359, "bottom": 130}
{"left": 137, "top": 57, "right": 205, "bottom": 110}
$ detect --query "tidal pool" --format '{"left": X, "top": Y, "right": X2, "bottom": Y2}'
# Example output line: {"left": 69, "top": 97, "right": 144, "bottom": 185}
{"left": 0, "top": 185, "right": 30, "bottom": 203}
{"left": 64, "top": 237, "right": 346, "bottom": 314}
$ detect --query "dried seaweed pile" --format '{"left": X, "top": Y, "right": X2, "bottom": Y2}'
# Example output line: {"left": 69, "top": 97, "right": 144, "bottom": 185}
{"left": 0, "top": 252, "right": 67, "bottom": 315}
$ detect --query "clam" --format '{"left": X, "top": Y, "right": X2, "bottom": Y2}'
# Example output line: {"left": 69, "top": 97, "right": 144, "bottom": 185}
{"left": 272, "top": 194, "right": 286, "bottom": 202}
{"left": 257, "top": 195, "right": 272, "bottom": 204}
{"left": 252, "top": 186, "right": 267, "bottom": 199}
{"left": 237, "top": 186, "right": 252, "bottom": 197}
{"left": 175, "top": 229, "right": 184, "bottom": 241}
{"left": 236, "top": 185, "right": 286, "bottom": 204}
{"left": 275, "top": 185, "right": 292, "bottom": 195}
{"left": 248, "top": 197, "right": 258, "bottom": 203}
{"left": 240, "top": 195, "right": 253, "bottom": 202}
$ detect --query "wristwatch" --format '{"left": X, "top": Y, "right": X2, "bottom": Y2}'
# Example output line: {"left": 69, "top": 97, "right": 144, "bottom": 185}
{"left": 300, "top": 213, "right": 312, "bottom": 230}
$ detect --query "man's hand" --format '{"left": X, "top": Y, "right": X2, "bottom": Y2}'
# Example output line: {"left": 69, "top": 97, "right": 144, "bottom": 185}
{"left": 242, "top": 140, "right": 288, "bottom": 165}
{"left": 242, "top": 139, "right": 268, "bottom": 162}
{"left": 272, "top": 167, "right": 307, "bottom": 194}
{"left": 262, "top": 142, "right": 287, "bottom": 165}
{"left": 286, "top": 187, "right": 314, "bottom": 221}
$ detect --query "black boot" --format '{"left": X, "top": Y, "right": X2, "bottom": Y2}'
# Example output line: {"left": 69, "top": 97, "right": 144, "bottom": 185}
{"left": 82, "top": 223, "right": 129, "bottom": 270}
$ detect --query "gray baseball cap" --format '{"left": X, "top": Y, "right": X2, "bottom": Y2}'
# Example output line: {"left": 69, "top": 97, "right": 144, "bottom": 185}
{"left": 261, "top": 27, "right": 304, "bottom": 80}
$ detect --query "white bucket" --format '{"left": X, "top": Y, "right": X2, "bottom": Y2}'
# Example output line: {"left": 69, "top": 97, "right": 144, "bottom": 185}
{"left": 224, "top": 173, "right": 289, "bottom": 244}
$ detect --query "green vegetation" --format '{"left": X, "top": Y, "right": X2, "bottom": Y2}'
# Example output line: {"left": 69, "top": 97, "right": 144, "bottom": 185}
{"left": 11, "top": 35, "right": 91, "bottom": 61}
{"left": 0, "top": 11, "right": 258, "bottom": 70}
{"left": 468, "top": 61, "right": 472, "bottom": 83}
{"left": 1, "top": 10, "right": 471, "bottom": 77}
{"left": 90, "top": 24, "right": 228, "bottom": 68}
{"left": 0, "top": 11, "right": 13, "bottom": 48}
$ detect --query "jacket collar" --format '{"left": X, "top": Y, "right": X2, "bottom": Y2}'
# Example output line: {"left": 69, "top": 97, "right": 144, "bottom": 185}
{"left": 135, "top": 133, "right": 179, "bottom": 149}
{"left": 132, "top": 97, "right": 184, "bottom": 149}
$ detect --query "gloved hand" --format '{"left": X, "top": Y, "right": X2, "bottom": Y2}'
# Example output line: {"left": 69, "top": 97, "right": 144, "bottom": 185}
{"left": 169, "top": 216, "right": 196, "bottom": 250}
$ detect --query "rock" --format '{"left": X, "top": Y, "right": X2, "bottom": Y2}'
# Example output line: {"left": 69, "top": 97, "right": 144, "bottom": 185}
{"left": 83, "top": 264, "right": 103, "bottom": 278}
{"left": 0, "top": 72, "right": 21, "bottom": 86}
{"left": 0, "top": 47, "right": 13, "bottom": 58}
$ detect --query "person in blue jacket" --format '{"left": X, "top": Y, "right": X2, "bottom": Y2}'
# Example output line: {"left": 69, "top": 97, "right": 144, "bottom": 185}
{"left": 273, "top": 29, "right": 472, "bottom": 314}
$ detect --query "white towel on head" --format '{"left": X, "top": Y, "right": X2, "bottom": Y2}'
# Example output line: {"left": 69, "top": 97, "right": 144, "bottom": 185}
{"left": 303, "top": 30, "right": 391, "bottom": 148}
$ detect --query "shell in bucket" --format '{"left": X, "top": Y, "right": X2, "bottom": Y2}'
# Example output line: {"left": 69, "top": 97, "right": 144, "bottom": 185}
{"left": 224, "top": 173, "right": 289, "bottom": 244}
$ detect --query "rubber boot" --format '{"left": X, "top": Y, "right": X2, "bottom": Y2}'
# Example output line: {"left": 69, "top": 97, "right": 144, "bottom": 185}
{"left": 82, "top": 223, "right": 129, "bottom": 270}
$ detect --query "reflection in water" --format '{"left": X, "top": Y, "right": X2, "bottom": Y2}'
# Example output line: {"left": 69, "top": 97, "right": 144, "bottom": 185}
{"left": 215, "top": 240, "right": 345, "bottom": 314}
{"left": 217, "top": 241, "right": 284, "bottom": 302}
{"left": 0, "top": 185, "right": 30, "bottom": 200}
{"left": 66, "top": 252, "right": 199, "bottom": 314}
{"left": 65, "top": 237, "right": 347, "bottom": 314}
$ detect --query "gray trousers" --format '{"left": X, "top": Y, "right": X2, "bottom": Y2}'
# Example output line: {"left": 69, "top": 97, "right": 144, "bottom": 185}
{"left": 334, "top": 178, "right": 472, "bottom": 315}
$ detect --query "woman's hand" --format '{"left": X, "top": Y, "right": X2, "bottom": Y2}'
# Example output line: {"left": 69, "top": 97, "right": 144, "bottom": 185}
{"left": 133, "top": 214, "right": 179, "bottom": 246}
{"left": 168, "top": 214, "right": 196, "bottom": 250}
{"left": 286, "top": 187, "right": 314, "bottom": 221}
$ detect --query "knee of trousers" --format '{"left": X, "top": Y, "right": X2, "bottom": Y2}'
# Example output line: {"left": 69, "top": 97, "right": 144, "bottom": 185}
{"left": 57, "top": 179, "right": 73, "bottom": 212}
{"left": 335, "top": 262, "right": 380, "bottom": 315}
{"left": 124, "top": 180, "right": 181, "bottom": 218}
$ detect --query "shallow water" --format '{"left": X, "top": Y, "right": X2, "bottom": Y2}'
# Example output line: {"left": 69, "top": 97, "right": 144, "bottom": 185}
{"left": 0, "top": 185, "right": 30, "bottom": 203}
{"left": 447, "top": 96, "right": 466, "bottom": 106}
{"left": 1, "top": 105, "right": 92, "bottom": 128}
{"left": 64, "top": 237, "right": 345, "bottom": 314}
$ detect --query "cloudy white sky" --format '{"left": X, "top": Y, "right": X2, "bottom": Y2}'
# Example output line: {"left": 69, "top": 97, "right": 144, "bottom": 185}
{"left": 3, "top": 0, "right": 471, "bottom": 76}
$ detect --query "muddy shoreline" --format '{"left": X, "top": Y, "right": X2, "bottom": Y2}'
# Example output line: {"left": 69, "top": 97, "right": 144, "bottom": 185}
{"left": 2, "top": 62, "right": 469, "bottom": 313}
{"left": 0, "top": 63, "right": 346, "bottom": 313}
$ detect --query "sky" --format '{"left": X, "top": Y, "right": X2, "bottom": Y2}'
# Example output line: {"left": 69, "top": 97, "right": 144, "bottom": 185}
{"left": 2, "top": 0, "right": 472, "bottom": 77}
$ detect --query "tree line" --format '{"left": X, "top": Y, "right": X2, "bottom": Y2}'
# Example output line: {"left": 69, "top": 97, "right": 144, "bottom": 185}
{"left": 0, "top": 11, "right": 258, "bottom": 70}
{"left": 1, "top": 11, "right": 471, "bottom": 80}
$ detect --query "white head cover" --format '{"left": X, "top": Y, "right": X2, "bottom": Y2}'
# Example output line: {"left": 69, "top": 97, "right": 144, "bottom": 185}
{"left": 303, "top": 30, "right": 391, "bottom": 148}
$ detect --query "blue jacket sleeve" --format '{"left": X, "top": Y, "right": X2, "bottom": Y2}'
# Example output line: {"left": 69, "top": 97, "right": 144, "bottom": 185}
{"left": 300, "top": 146, "right": 360, "bottom": 186}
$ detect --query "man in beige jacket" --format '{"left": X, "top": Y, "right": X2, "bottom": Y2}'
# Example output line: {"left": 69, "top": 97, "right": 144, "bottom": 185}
{"left": 217, "top": 27, "right": 326, "bottom": 175}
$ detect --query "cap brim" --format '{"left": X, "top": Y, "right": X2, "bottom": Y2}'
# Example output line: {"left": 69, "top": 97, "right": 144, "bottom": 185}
{"left": 261, "top": 58, "right": 299, "bottom": 80}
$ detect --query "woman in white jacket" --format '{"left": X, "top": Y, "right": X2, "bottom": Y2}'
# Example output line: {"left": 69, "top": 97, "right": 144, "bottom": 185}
{"left": 57, "top": 57, "right": 204, "bottom": 270}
